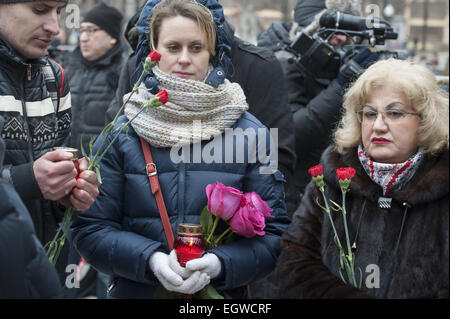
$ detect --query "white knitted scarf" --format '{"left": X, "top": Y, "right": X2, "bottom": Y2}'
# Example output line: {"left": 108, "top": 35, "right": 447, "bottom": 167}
{"left": 124, "top": 66, "right": 248, "bottom": 148}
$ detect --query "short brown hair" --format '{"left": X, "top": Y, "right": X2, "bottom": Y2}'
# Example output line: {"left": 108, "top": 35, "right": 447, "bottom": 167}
{"left": 149, "top": 0, "right": 216, "bottom": 56}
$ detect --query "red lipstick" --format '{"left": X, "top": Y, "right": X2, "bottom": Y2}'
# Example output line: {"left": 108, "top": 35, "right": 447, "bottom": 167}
{"left": 372, "top": 137, "right": 391, "bottom": 144}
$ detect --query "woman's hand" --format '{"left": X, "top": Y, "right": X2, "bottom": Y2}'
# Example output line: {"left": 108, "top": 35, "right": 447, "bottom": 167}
{"left": 149, "top": 251, "right": 210, "bottom": 294}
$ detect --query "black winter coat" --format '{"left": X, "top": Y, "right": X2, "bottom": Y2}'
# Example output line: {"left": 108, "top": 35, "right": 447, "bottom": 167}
{"left": 66, "top": 44, "right": 124, "bottom": 153}
{"left": 276, "top": 145, "right": 449, "bottom": 298}
{"left": 224, "top": 22, "right": 296, "bottom": 199}
{"left": 288, "top": 71, "right": 344, "bottom": 205}
{"left": 0, "top": 36, "right": 71, "bottom": 250}
{"left": 0, "top": 116, "right": 62, "bottom": 298}
{"left": 0, "top": 179, "right": 63, "bottom": 298}
{"left": 258, "top": 22, "right": 345, "bottom": 216}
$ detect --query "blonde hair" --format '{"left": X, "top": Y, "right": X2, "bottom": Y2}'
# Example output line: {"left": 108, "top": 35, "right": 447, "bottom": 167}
{"left": 149, "top": 0, "right": 216, "bottom": 56}
{"left": 334, "top": 58, "right": 449, "bottom": 155}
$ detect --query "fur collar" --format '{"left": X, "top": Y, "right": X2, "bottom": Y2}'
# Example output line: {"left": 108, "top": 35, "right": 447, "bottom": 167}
{"left": 321, "top": 145, "right": 449, "bottom": 207}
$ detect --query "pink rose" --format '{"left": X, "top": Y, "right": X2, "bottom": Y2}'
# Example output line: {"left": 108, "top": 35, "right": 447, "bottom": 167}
{"left": 229, "top": 193, "right": 273, "bottom": 238}
{"left": 206, "top": 182, "right": 243, "bottom": 220}
{"left": 246, "top": 192, "right": 273, "bottom": 219}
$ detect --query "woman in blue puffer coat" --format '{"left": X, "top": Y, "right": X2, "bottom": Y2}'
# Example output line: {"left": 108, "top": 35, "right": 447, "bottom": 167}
{"left": 71, "top": 0, "right": 289, "bottom": 299}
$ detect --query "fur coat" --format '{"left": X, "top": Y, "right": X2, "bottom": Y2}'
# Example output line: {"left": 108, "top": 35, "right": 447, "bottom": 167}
{"left": 276, "top": 145, "right": 449, "bottom": 298}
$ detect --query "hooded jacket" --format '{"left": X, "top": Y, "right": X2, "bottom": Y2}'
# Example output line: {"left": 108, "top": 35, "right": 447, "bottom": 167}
{"left": 72, "top": 0, "right": 289, "bottom": 299}
{"left": 276, "top": 145, "right": 449, "bottom": 298}
{"left": 0, "top": 34, "right": 71, "bottom": 247}
{"left": 66, "top": 43, "right": 124, "bottom": 153}
{"left": 0, "top": 115, "right": 62, "bottom": 298}
{"left": 71, "top": 113, "right": 289, "bottom": 298}
{"left": 105, "top": 2, "right": 296, "bottom": 211}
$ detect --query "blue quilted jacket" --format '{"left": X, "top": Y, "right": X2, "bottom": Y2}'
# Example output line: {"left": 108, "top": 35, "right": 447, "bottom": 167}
{"left": 71, "top": 113, "right": 289, "bottom": 298}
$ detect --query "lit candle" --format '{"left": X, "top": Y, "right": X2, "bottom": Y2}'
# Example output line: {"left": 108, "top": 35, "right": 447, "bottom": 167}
{"left": 174, "top": 224, "right": 206, "bottom": 267}
{"left": 53, "top": 147, "right": 80, "bottom": 194}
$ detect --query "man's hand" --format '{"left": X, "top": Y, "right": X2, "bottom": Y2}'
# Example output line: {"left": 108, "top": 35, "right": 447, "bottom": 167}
{"left": 33, "top": 150, "right": 78, "bottom": 201}
{"left": 68, "top": 157, "right": 100, "bottom": 211}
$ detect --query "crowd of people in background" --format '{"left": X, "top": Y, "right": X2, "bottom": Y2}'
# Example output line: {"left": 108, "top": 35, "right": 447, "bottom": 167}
{"left": 0, "top": 0, "right": 448, "bottom": 299}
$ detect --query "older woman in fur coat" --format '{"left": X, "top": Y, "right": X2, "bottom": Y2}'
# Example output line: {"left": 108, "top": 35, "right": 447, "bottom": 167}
{"left": 276, "top": 59, "right": 449, "bottom": 298}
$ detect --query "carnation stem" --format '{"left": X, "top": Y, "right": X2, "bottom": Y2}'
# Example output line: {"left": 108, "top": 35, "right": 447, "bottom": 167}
{"left": 90, "top": 69, "right": 146, "bottom": 170}
{"left": 46, "top": 205, "right": 74, "bottom": 265}
{"left": 341, "top": 191, "right": 357, "bottom": 287}
{"left": 45, "top": 63, "right": 154, "bottom": 265}
{"left": 320, "top": 189, "right": 343, "bottom": 249}
{"left": 93, "top": 106, "right": 149, "bottom": 168}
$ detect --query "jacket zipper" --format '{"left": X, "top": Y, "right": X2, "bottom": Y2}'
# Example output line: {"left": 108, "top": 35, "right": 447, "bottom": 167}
{"left": 21, "top": 64, "right": 34, "bottom": 165}
{"left": 26, "top": 63, "right": 32, "bottom": 81}
{"left": 21, "top": 63, "right": 44, "bottom": 239}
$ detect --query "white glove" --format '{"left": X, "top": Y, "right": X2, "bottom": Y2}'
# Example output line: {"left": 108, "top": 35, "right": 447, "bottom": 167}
{"left": 149, "top": 251, "right": 210, "bottom": 294}
{"left": 149, "top": 251, "right": 183, "bottom": 286}
{"left": 168, "top": 250, "right": 192, "bottom": 279}
{"left": 185, "top": 253, "right": 222, "bottom": 279}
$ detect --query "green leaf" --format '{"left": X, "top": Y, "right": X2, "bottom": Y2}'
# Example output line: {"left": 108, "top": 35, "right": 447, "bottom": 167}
{"left": 358, "top": 267, "right": 363, "bottom": 289}
{"left": 329, "top": 199, "right": 342, "bottom": 212}
{"left": 154, "top": 284, "right": 183, "bottom": 299}
{"left": 314, "top": 197, "right": 328, "bottom": 212}
{"left": 334, "top": 235, "right": 342, "bottom": 250}
{"left": 200, "top": 206, "right": 213, "bottom": 238}
{"left": 101, "top": 123, "right": 114, "bottom": 137}
{"left": 80, "top": 137, "right": 88, "bottom": 159}
{"left": 89, "top": 135, "right": 97, "bottom": 155}
{"left": 194, "top": 285, "right": 224, "bottom": 299}
{"left": 339, "top": 249, "right": 346, "bottom": 269}
{"left": 339, "top": 268, "right": 347, "bottom": 284}
{"left": 223, "top": 291, "right": 233, "bottom": 299}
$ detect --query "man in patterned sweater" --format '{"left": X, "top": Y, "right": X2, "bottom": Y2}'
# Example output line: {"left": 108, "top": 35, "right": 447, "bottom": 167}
{"left": 0, "top": 0, "right": 100, "bottom": 281}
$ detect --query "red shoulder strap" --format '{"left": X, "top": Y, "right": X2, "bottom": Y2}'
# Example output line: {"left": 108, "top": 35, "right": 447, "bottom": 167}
{"left": 139, "top": 137, "right": 174, "bottom": 250}
{"left": 55, "top": 62, "right": 65, "bottom": 97}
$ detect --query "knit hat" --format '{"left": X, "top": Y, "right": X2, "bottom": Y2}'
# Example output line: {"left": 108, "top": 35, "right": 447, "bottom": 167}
{"left": 294, "top": 0, "right": 326, "bottom": 27}
{"left": 82, "top": 2, "right": 123, "bottom": 40}
{"left": 0, "top": 0, "right": 68, "bottom": 3}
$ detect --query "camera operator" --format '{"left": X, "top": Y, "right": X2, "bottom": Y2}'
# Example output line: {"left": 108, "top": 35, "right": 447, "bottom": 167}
{"left": 260, "top": 0, "right": 381, "bottom": 214}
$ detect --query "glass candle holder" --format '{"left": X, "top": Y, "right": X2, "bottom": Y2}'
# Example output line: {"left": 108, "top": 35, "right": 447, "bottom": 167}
{"left": 174, "top": 224, "right": 206, "bottom": 267}
{"left": 53, "top": 147, "right": 80, "bottom": 194}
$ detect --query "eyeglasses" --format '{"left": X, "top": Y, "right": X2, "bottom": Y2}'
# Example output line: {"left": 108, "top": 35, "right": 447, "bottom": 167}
{"left": 79, "top": 27, "right": 101, "bottom": 36}
{"left": 356, "top": 108, "right": 420, "bottom": 124}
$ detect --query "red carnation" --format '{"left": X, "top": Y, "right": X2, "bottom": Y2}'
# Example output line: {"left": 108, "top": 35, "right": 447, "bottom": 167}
{"left": 148, "top": 50, "right": 162, "bottom": 62}
{"left": 144, "top": 50, "right": 161, "bottom": 72}
{"left": 156, "top": 89, "right": 169, "bottom": 105}
{"left": 336, "top": 167, "right": 356, "bottom": 193}
{"left": 142, "top": 90, "right": 169, "bottom": 108}
{"left": 336, "top": 167, "right": 356, "bottom": 181}
{"left": 308, "top": 164, "right": 325, "bottom": 190}
{"left": 308, "top": 164, "right": 324, "bottom": 178}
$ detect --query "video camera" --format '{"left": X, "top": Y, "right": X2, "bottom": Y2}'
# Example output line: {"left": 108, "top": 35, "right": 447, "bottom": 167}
{"left": 289, "top": 10, "right": 403, "bottom": 79}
